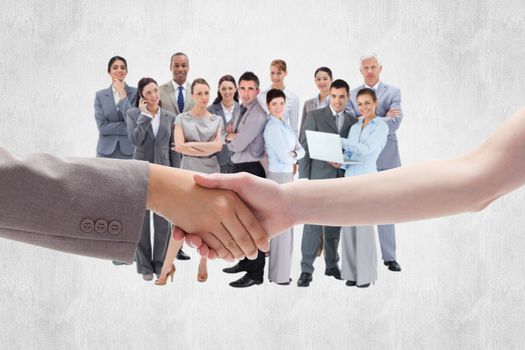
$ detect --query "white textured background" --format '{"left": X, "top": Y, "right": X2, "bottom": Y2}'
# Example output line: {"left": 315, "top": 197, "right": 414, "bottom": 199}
{"left": 1, "top": 1, "right": 525, "bottom": 349}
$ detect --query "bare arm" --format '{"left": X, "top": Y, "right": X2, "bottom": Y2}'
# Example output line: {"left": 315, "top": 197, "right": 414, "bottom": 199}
{"left": 192, "top": 107, "right": 525, "bottom": 237}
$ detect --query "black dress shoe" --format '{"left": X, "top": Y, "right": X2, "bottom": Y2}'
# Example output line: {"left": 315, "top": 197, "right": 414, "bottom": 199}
{"left": 112, "top": 261, "right": 127, "bottom": 266}
{"left": 346, "top": 280, "right": 356, "bottom": 287}
{"left": 357, "top": 283, "right": 371, "bottom": 288}
{"left": 229, "top": 274, "right": 263, "bottom": 288}
{"left": 297, "top": 272, "right": 313, "bottom": 287}
{"left": 325, "top": 267, "right": 342, "bottom": 280}
{"left": 222, "top": 263, "right": 245, "bottom": 274}
{"left": 384, "top": 260, "right": 402, "bottom": 272}
{"left": 176, "top": 249, "right": 191, "bottom": 261}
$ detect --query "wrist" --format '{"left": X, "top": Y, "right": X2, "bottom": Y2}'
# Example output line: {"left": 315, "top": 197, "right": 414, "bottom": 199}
{"left": 281, "top": 182, "right": 299, "bottom": 227}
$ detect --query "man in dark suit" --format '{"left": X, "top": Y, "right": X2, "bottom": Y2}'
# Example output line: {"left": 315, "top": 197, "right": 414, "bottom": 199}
{"left": 297, "top": 79, "right": 357, "bottom": 287}
{"left": 346, "top": 53, "right": 403, "bottom": 272}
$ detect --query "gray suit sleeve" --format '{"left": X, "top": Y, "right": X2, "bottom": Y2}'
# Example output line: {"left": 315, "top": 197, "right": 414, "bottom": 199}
{"left": 94, "top": 94, "right": 129, "bottom": 136}
{"left": 127, "top": 109, "right": 152, "bottom": 146}
{"left": 379, "top": 88, "right": 403, "bottom": 134}
{"left": 227, "top": 111, "right": 266, "bottom": 152}
{"left": 298, "top": 111, "right": 316, "bottom": 179}
{"left": 0, "top": 148, "right": 148, "bottom": 263}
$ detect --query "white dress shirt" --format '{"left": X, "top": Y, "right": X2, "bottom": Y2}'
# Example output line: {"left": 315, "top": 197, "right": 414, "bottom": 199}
{"left": 141, "top": 109, "right": 161, "bottom": 137}
{"left": 171, "top": 80, "right": 186, "bottom": 102}
{"left": 221, "top": 102, "right": 234, "bottom": 123}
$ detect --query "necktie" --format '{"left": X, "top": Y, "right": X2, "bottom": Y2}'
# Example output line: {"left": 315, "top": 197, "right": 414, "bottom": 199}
{"left": 177, "top": 86, "right": 184, "bottom": 113}
{"left": 234, "top": 105, "right": 248, "bottom": 132}
{"left": 335, "top": 113, "right": 342, "bottom": 132}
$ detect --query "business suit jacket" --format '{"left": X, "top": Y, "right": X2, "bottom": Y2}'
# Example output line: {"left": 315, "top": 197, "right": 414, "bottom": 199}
{"left": 126, "top": 108, "right": 179, "bottom": 168}
{"left": 208, "top": 101, "right": 240, "bottom": 168}
{"left": 159, "top": 81, "right": 195, "bottom": 165}
{"left": 346, "top": 82, "right": 403, "bottom": 169}
{"left": 299, "top": 96, "right": 328, "bottom": 142}
{"left": 159, "top": 81, "right": 195, "bottom": 116}
{"left": 94, "top": 84, "right": 137, "bottom": 156}
{"left": 0, "top": 147, "right": 148, "bottom": 263}
{"left": 299, "top": 105, "right": 357, "bottom": 180}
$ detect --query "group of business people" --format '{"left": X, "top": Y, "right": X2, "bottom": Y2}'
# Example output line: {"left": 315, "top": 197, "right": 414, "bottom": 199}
{"left": 93, "top": 52, "right": 403, "bottom": 289}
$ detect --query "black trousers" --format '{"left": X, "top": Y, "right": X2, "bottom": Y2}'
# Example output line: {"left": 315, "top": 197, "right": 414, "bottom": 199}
{"left": 232, "top": 161, "right": 266, "bottom": 281}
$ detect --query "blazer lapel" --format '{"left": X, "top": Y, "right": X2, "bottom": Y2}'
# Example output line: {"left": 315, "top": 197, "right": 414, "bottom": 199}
{"left": 375, "top": 82, "right": 387, "bottom": 101}
{"left": 322, "top": 107, "right": 338, "bottom": 133}
{"left": 166, "top": 82, "right": 180, "bottom": 114}
{"left": 104, "top": 86, "right": 119, "bottom": 117}
{"left": 339, "top": 112, "right": 354, "bottom": 136}
{"left": 155, "top": 109, "right": 168, "bottom": 145}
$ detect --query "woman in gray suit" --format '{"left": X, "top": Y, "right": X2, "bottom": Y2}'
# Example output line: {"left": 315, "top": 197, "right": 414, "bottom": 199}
{"left": 126, "top": 77, "right": 179, "bottom": 282}
{"left": 299, "top": 66, "right": 333, "bottom": 257}
{"left": 94, "top": 56, "right": 137, "bottom": 266}
{"left": 207, "top": 75, "right": 240, "bottom": 173}
{"left": 94, "top": 56, "right": 137, "bottom": 159}
{"left": 299, "top": 66, "right": 333, "bottom": 139}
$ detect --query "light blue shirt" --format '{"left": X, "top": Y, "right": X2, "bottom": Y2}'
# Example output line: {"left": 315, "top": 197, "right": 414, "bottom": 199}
{"left": 341, "top": 117, "right": 388, "bottom": 177}
{"left": 264, "top": 115, "right": 305, "bottom": 173}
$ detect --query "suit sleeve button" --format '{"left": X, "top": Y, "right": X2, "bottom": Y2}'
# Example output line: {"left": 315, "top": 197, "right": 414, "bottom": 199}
{"left": 108, "top": 221, "right": 122, "bottom": 235}
{"left": 94, "top": 219, "right": 108, "bottom": 233}
{"left": 80, "top": 218, "right": 94, "bottom": 233}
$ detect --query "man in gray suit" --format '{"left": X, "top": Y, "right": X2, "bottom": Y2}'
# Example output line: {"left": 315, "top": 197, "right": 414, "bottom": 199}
{"left": 346, "top": 53, "right": 403, "bottom": 272}
{"left": 221, "top": 72, "right": 268, "bottom": 288}
{"left": 298, "top": 79, "right": 357, "bottom": 287}
{"left": 159, "top": 52, "right": 195, "bottom": 260}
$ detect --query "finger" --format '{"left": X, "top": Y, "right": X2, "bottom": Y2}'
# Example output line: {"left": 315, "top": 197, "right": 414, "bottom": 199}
{"left": 172, "top": 226, "right": 186, "bottom": 240}
{"left": 197, "top": 244, "right": 210, "bottom": 258}
{"left": 185, "top": 234, "right": 203, "bottom": 249}
{"left": 219, "top": 220, "right": 251, "bottom": 259}
{"left": 234, "top": 201, "right": 269, "bottom": 253}
{"left": 208, "top": 249, "right": 218, "bottom": 259}
{"left": 201, "top": 232, "right": 235, "bottom": 261}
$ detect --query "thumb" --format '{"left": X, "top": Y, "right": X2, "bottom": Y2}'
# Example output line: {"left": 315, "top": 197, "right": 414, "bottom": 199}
{"left": 193, "top": 173, "right": 245, "bottom": 191}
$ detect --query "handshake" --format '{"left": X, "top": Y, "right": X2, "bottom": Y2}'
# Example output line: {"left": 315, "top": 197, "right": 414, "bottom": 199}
{"left": 147, "top": 164, "right": 294, "bottom": 261}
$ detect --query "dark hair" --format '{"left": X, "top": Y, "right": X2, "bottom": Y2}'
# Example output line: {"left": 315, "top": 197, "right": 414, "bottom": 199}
{"left": 330, "top": 79, "right": 350, "bottom": 95}
{"left": 271, "top": 59, "right": 287, "bottom": 72}
{"left": 238, "top": 71, "right": 260, "bottom": 88}
{"left": 170, "top": 52, "right": 189, "bottom": 65}
{"left": 213, "top": 75, "right": 239, "bottom": 104}
{"left": 266, "top": 88, "right": 286, "bottom": 105}
{"left": 356, "top": 88, "right": 377, "bottom": 102}
{"left": 135, "top": 77, "right": 161, "bottom": 107}
{"left": 107, "top": 56, "right": 127, "bottom": 73}
{"left": 314, "top": 66, "right": 333, "bottom": 79}
{"left": 190, "top": 78, "right": 210, "bottom": 94}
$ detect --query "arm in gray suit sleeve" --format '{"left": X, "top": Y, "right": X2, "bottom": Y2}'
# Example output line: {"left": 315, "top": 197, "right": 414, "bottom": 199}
{"left": 169, "top": 116, "right": 181, "bottom": 168}
{"left": 298, "top": 111, "right": 316, "bottom": 179}
{"left": 94, "top": 94, "right": 129, "bottom": 136}
{"left": 345, "top": 98, "right": 359, "bottom": 117}
{"left": 127, "top": 109, "right": 152, "bottom": 146}
{"left": 0, "top": 148, "right": 148, "bottom": 263}
{"left": 380, "top": 88, "right": 403, "bottom": 133}
{"left": 227, "top": 113, "right": 266, "bottom": 152}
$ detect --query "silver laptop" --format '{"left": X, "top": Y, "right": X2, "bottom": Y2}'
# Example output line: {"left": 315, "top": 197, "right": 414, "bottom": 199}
{"left": 305, "top": 130, "right": 361, "bottom": 164}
